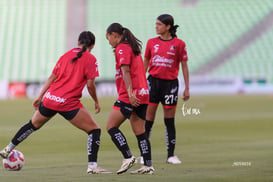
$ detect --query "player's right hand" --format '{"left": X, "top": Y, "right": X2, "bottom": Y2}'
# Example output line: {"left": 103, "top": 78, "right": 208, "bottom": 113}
{"left": 94, "top": 101, "right": 101, "bottom": 114}
{"left": 32, "top": 98, "right": 42, "bottom": 110}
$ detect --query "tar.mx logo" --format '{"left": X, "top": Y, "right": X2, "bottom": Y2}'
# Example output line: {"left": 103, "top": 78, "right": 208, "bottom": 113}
{"left": 181, "top": 103, "right": 201, "bottom": 116}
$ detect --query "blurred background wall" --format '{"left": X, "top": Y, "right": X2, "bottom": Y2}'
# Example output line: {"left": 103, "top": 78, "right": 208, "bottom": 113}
{"left": 0, "top": 0, "right": 273, "bottom": 99}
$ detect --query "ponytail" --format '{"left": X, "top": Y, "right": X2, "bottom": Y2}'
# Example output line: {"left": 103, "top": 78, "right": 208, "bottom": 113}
{"left": 121, "top": 27, "right": 142, "bottom": 55}
{"left": 71, "top": 31, "right": 95, "bottom": 63}
{"left": 107, "top": 23, "right": 142, "bottom": 56}
{"left": 71, "top": 46, "right": 87, "bottom": 63}
{"left": 169, "top": 25, "right": 179, "bottom": 38}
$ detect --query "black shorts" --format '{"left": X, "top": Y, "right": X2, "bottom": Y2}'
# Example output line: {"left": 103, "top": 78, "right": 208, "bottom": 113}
{"left": 39, "top": 102, "right": 80, "bottom": 120}
{"left": 147, "top": 75, "right": 179, "bottom": 108}
{"left": 113, "top": 100, "right": 147, "bottom": 120}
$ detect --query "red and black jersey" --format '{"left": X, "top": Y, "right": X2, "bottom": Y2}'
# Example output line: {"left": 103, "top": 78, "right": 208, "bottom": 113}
{"left": 145, "top": 37, "right": 188, "bottom": 80}
{"left": 115, "top": 43, "right": 149, "bottom": 104}
{"left": 43, "top": 48, "right": 99, "bottom": 111}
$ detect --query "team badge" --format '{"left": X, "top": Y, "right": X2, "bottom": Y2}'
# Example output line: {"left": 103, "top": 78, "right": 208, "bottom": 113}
{"left": 170, "top": 45, "right": 176, "bottom": 51}
{"left": 154, "top": 44, "right": 159, "bottom": 53}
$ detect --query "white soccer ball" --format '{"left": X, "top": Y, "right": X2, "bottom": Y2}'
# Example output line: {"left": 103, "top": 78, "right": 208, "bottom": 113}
{"left": 2, "top": 150, "right": 25, "bottom": 171}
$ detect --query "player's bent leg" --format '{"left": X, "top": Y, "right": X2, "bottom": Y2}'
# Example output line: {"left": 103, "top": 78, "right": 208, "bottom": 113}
{"left": 107, "top": 109, "right": 135, "bottom": 174}
{"left": 87, "top": 129, "right": 101, "bottom": 162}
{"left": 130, "top": 115, "right": 154, "bottom": 173}
{"left": 106, "top": 108, "right": 127, "bottom": 131}
{"left": 69, "top": 107, "right": 100, "bottom": 133}
{"left": 86, "top": 129, "right": 112, "bottom": 174}
{"left": 141, "top": 105, "right": 157, "bottom": 164}
{"left": 31, "top": 110, "right": 52, "bottom": 129}
{"left": 68, "top": 108, "right": 112, "bottom": 174}
{"left": 130, "top": 114, "right": 145, "bottom": 136}
{"left": 146, "top": 104, "right": 158, "bottom": 121}
{"left": 1, "top": 111, "right": 47, "bottom": 159}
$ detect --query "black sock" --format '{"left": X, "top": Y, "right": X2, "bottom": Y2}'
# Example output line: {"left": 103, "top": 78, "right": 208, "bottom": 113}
{"left": 145, "top": 120, "right": 154, "bottom": 139}
{"left": 87, "top": 129, "right": 101, "bottom": 162}
{"left": 164, "top": 118, "right": 176, "bottom": 158}
{"left": 137, "top": 133, "right": 152, "bottom": 166}
{"left": 11, "top": 120, "right": 38, "bottom": 146}
{"left": 108, "top": 127, "right": 132, "bottom": 159}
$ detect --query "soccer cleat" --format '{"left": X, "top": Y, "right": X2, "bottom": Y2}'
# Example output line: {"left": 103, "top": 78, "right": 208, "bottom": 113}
{"left": 130, "top": 165, "right": 155, "bottom": 175}
{"left": 116, "top": 156, "right": 136, "bottom": 174}
{"left": 167, "top": 156, "right": 182, "bottom": 164}
{"left": 87, "top": 166, "right": 112, "bottom": 174}
{"left": 0, "top": 147, "right": 12, "bottom": 159}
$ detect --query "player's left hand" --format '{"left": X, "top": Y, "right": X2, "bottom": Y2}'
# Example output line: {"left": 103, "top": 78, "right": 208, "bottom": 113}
{"left": 32, "top": 98, "right": 42, "bottom": 110}
{"left": 94, "top": 101, "right": 101, "bottom": 114}
{"left": 183, "top": 89, "right": 190, "bottom": 101}
{"left": 129, "top": 94, "right": 140, "bottom": 107}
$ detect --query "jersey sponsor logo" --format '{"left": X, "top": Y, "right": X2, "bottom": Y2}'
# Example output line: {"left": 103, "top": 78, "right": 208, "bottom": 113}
{"left": 153, "top": 44, "right": 159, "bottom": 53}
{"left": 152, "top": 55, "right": 174, "bottom": 68}
{"left": 45, "top": 92, "right": 66, "bottom": 103}
{"left": 138, "top": 88, "right": 149, "bottom": 96}
{"left": 167, "top": 52, "right": 175, "bottom": 56}
{"left": 119, "top": 49, "right": 123, "bottom": 55}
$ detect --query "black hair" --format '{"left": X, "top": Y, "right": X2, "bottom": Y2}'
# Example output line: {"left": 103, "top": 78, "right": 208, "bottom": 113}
{"left": 157, "top": 14, "right": 179, "bottom": 38}
{"left": 106, "top": 23, "right": 142, "bottom": 56}
{"left": 71, "top": 31, "right": 95, "bottom": 63}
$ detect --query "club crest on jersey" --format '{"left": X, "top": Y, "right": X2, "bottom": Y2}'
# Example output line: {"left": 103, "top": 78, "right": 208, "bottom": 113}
{"left": 170, "top": 86, "right": 178, "bottom": 94}
{"left": 154, "top": 44, "right": 159, "bottom": 53}
{"left": 170, "top": 45, "right": 176, "bottom": 51}
{"left": 167, "top": 45, "right": 176, "bottom": 56}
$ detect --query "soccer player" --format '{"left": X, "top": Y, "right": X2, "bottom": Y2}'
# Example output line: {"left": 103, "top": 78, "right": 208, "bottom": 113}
{"left": 105, "top": 23, "right": 154, "bottom": 174}
{"left": 144, "top": 14, "right": 190, "bottom": 164}
{"left": 0, "top": 31, "right": 111, "bottom": 174}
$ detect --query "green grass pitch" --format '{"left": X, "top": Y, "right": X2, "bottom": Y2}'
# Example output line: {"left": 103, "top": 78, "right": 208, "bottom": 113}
{"left": 0, "top": 95, "right": 272, "bottom": 182}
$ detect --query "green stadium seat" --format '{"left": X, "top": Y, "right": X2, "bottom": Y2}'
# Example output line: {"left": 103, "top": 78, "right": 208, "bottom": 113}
{"left": 0, "top": 0, "right": 272, "bottom": 84}
{"left": 0, "top": 0, "right": 66, "bottom": 82}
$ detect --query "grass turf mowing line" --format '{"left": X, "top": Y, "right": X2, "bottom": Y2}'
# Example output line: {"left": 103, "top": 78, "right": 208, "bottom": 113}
{"left": 0, "top": 95, "right": 272, "bottom": 181}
